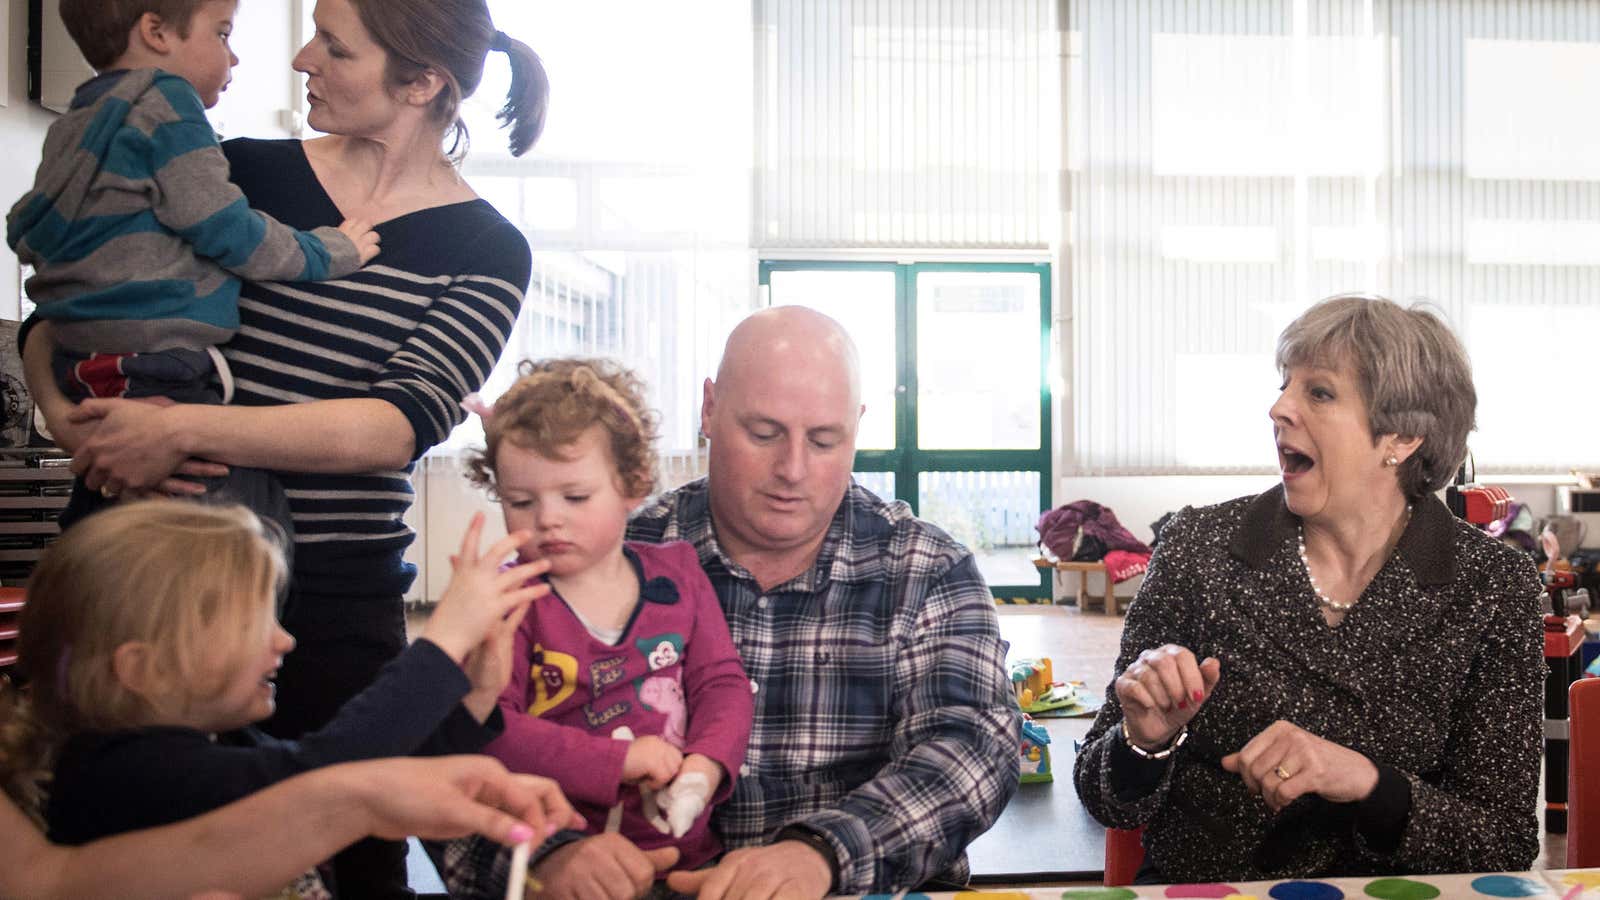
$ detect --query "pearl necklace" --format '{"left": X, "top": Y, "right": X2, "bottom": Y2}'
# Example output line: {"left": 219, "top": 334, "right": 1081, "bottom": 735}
{"left": 1297, "top": 506, "right": 1411, "bottom": 613}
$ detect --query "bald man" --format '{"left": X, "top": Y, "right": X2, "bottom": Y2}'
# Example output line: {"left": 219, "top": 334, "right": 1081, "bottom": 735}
{"left": 521, "top": 307, "right": 1019, "bottom": 900}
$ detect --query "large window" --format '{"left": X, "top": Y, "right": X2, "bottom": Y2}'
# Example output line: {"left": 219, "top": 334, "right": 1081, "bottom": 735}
{"left": 764, "top": 262, "right": 1053, "bottom": 598}
{"left": 1066, "top": 0, "right": 1600, "bottom": 473}
{"left": 437, "top": 1, "right": 756, "bottom": 456}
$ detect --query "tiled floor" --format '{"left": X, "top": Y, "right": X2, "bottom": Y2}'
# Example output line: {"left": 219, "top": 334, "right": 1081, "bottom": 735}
{"left": 995, "top": 602, "right": 1568, "bottom": 874}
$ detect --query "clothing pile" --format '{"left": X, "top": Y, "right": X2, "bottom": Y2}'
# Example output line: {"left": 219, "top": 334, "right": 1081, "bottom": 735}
{"left": 1035, "top": 500, "right": 1152, "bottom": 584}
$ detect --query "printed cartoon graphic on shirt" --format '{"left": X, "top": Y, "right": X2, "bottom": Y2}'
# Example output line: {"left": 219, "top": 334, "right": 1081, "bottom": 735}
{"left": 581, "top": 655, "right": 632, "bottom": 729}
{"left": 527, "top": 644, "right": 577, "bottom": 717}
{"left": 590, "top": 656, "right": 628, "bottom": 696}
{"left": 638, "top": 633, "right": 684, "bottom": 672}
{"left": 635, "top": 634, "right": 687, "bottom": 748}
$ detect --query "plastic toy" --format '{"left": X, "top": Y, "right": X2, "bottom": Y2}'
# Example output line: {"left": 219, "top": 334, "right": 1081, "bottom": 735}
{"left": 1020, "top": 715, "right": 1052, "bottom": 783}
{"left": 1010, "top": 657, "right": 1053, "bottom": 708}
{"left": 1010, "top": 656, "right": 1100, "bottom": 716}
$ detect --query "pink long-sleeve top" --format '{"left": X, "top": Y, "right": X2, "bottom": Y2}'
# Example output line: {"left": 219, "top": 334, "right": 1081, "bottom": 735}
{"left": 485, "top": 540, "right": 753, "bottom": 869}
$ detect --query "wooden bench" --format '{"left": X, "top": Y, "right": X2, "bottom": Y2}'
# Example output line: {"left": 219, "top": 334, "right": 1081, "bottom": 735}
{"left": 1031, "top": 557, "right": 1131, "bottom": 615}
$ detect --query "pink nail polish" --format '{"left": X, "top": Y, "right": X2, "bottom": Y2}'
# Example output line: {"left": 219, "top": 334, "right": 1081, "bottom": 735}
{"left": 1193, "top": 690, "right": 1205, "bottom": 702}
{"left": 508, "top": 824, "right": 534, "bottom": 843}
{"left": 1177, "top": 701, "right": 1187, "bottom": 710}
{"left": 544, "top": 822, "right": 559, "bottom": 837}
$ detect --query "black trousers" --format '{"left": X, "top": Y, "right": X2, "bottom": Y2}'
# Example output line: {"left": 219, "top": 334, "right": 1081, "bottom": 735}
{"left": 261, "top": 588, "right": 413, "bottom": 900}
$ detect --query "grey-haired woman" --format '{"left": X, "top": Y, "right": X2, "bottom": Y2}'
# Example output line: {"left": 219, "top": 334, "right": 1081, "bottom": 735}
{"left": 1074, "top": 294, "right": 1543, "bottom": 881}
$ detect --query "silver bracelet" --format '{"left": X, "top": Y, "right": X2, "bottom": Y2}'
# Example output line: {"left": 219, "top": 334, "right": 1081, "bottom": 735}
{"left": 1121, "top": 718, "right": 1188, "bottom": 760}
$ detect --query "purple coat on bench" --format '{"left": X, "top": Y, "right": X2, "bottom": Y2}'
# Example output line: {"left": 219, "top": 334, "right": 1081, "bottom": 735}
{"left": 1036, "top": 500, "right": 1151, "bottom": 561}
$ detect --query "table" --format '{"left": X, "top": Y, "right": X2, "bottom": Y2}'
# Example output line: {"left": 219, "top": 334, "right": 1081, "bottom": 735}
{"left": 966, "top": 716, "right": 1104, "bottom": 883}
{"left": 838, "top": 868, "right": 1600, "bottom": 899}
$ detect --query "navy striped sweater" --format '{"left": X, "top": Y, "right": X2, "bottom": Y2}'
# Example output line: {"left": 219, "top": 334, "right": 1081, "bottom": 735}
{"left": 220, "top": 138, "right": 529, "bottom": 600}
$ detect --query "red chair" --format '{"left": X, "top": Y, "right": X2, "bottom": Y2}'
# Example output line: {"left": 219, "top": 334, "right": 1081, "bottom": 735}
{"left": 1104, "top": 826, "right": 1145, "bottom": 886}
{"left": 0, "top": 587, "right": 24, "bottom": 670}
{"left": 1569, "top": 678, "right": 1600, "bottom": 866}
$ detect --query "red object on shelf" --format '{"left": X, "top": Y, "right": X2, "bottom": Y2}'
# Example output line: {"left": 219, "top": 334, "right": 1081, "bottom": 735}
{"left": 0, "top": 586, "right": 22, "bottom": 671}
{"left": 1548, "top": 616, "right": 1587, "bottom": 659}
{"left": 1459, "top": 485, "right": 1511, "bottom": 525}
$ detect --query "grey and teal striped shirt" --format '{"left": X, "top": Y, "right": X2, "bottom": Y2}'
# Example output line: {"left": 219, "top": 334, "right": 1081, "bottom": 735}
{"left": 6, "top": 68, "right": 360, "bottom": 354}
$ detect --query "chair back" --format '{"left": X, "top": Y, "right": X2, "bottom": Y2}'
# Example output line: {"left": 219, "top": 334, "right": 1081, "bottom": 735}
{"left": 1104, "top": 825, "right": 1145, "bottom": 886}
{"left": 0, "top": 586, "right": 24, "bottom": 670}
{"left": 1569, "top": 677, "right": 1600, "bottom": 867}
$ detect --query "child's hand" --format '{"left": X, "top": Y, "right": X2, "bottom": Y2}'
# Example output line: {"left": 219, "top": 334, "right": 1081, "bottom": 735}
{"left": 421, "top": 512, "right": 551, "bottom": 664}
{"left": 338, "top": 216, "right": 381, "bottom": 264}
{"left": 622, "top": 736, "right": 683, "bottom": 790}
{"left": 653, "top": 754, "right": 721, "bottom": 838}
{"left": 461, "top": 595, "right": 532, "bottom": 723}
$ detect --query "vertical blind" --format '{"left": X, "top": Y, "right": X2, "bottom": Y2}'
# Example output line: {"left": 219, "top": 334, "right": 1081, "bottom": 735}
{"left": 754, "top": 0, "right": 1060, "bottom": 248}
{"left": 1068, "top": 0, "right": 1600, "bottom": 473}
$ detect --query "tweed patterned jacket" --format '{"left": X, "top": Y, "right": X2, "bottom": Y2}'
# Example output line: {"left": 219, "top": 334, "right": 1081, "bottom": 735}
{"left": 1073, "top": 486, "right": 1544, "bottom": 882}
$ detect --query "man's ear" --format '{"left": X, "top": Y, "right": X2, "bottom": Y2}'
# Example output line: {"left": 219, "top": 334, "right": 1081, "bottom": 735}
{"left": 700, "top": 378, "right": 717, "bottom": 434}
{"left": 132, "top": 12, "right": 176, "bottom": 56}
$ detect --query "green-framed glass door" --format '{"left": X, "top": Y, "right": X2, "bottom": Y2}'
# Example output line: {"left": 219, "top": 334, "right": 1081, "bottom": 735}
{"left": 760, "top": 260, "right": 1052, "bottom": 599}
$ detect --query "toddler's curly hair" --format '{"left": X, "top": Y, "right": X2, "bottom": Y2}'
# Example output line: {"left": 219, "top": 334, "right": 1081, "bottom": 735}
{"left": 467, "top": 358, "right": 660, "bottom": 499}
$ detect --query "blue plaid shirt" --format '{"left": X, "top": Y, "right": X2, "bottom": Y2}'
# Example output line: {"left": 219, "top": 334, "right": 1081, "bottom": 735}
{"left": 626, "top": 478, "right": 1020, "bottom": 891}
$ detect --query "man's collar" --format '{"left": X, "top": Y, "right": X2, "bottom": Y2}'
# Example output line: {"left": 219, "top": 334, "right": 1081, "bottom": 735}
{"left": 687, "top": 480, "right": 859, "bottom": 593}
{"left": 1228, "top": 484, "right": 1457, "bottom": 586}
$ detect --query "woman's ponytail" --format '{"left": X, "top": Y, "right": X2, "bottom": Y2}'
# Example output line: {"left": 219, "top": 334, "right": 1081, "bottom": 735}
{"left": 495, "top": 33, "right": 549, "bottom": 157}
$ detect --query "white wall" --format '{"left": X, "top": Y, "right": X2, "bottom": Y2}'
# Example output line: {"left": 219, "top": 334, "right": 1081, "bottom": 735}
{"left": 0, "top": 0, "right": 59, "bottom": 322}
{"left": 209, "top": 0, "right": 299, "bottom": 141}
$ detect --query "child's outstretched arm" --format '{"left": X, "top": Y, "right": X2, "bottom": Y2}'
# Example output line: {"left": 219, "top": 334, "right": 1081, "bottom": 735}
{"left": 145, "top": 74, "right": 372, "bottom": 282}
{"left": 420, "top": 513, "right": 550, "bottom": 665}
{"left": 461, "top": 595, "right": 533, "bottom": 724}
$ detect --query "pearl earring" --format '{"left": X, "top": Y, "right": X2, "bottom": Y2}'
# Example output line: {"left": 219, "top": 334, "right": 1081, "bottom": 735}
{"left": 1384, "top": 455, "right": 1399, "bottom": 467}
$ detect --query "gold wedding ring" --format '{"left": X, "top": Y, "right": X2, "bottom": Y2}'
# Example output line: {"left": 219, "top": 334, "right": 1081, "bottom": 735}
{"left": 1273, "top": 764, "right": 1294, "bottom": 780}
{"left": 100, "top": 485, "right": 117, "bottom": 499}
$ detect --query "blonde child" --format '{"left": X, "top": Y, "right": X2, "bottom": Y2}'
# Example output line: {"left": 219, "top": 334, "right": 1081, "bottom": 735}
{"left": 0, "top": 500, "right": 570, "bottom": 897}
{"left": 447, "top": 358, "right": 753, "bottom": 895}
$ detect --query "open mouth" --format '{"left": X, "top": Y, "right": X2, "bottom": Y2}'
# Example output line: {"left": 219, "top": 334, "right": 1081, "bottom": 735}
{"left": 1278, "top": 444, "right": 1315, "bottom": 476}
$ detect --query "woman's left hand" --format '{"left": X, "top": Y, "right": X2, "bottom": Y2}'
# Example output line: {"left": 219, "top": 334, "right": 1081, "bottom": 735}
{"left": 1221, "top": 720, "right": 1379, "bottom": 812}
{"left": 67, "top": 398, "right": 224, "bottom": 495}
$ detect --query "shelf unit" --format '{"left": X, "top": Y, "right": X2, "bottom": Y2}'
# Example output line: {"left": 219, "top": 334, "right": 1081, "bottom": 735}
{"left": 0, "top": 447, "right": 70, "bottom": 670}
